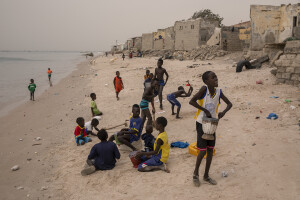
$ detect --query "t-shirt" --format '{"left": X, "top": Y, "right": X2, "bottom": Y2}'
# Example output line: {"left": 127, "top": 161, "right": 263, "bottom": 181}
{"left": 74, "top": 125, "right": 87, "bottom": 138}
{"left": 91, "top": 100, "right": 101, "bottom": 115}
{"left": 129, "top": 116, "right": 143, "bottom": 138}
{"left": 88, "top": 141, "right": 121, "bottom": 170}
{"left": 28, "top": 83, "right": 36, "bottom": 92}
{"left": 85, "top": 121, "right": 93, "bottom": 131}
{"left": 154, "top": 132, "right": 170, "bottom": 163}
{"left": 48, "top": 70, "right": 52, "bottom": 75}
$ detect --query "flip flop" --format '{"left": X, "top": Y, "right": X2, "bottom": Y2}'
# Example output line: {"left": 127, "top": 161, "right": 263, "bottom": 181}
{"left": 193, "top": 175, "right": 201, "bottom": 187}
{"left": 203, "top": 177, "right": 217, "bottom": 185}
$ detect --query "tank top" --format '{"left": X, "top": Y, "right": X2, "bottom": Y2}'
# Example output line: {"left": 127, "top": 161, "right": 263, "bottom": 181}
{"left": 154, "top": 132, "right": 170, "bottom": 163}
{"left": 194, "top": 86, "right": 222, "bottom": 124}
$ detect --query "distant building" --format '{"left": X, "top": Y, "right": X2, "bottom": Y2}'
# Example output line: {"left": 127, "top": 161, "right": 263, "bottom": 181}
{"left": 142, "top": 33, "right": 153, "bottom": 51}
{"left": 132, "top": 37, "right": 142, "bottom": 51}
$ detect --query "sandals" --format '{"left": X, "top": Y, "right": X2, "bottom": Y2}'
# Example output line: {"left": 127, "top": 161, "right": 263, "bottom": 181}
{"left": 193, "top": 175, "right": 201, "bottom": 187}
{"left": 203, "top": 176, "right": 217, "bottom": 185}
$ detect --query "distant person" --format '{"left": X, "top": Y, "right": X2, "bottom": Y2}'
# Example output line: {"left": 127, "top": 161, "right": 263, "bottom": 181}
{"left": 90, "top": 93, "right": 103, "bottom": 117}
{"left": 47, "top": 68, "right": 52, "bottom": 81}
{"left": 105, "top": 52, "right": 108, "bottom": 57}
{"left": 154, "top": 58, "right": 169, "bottom": 110}
{"left": 74, "top": 117, "right": 92, "bottom": 146}
{"left": 28, "top": 79, "right": 36, "bottom": 101}
{"left": 167, "top": 84, "right": 193, "bottom": 119}
{"left": 113, "top": 71, "right": 124, "bottom": 101}
{"left": 122, "top": 53, "right": 125, "bottom": 61}
{"left": 81, "top": 129, "right": 120, "bottom": 176}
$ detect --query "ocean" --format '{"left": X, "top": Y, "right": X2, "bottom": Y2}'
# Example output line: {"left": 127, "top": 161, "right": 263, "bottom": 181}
{"left": 0, "top": 51, "right": 99, "bottom": 117}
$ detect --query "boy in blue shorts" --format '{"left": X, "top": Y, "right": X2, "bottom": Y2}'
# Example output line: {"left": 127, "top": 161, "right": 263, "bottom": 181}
{"left": 189, "top": 71, "right": 232, "bottom": 187}
{"left": 109, "top": 104, "right": 143, "bottom": 151}
{"left": 74, "top": 117, "right": 92, "bottom": 146}
{"left": 154, "top": 58, "right": 169, "bottom": 110}
{"left": 167, "top": 84, "right": 193, "bottom": 119}
{"left": 136, "top": 116, "right": 170, "bottom": 173}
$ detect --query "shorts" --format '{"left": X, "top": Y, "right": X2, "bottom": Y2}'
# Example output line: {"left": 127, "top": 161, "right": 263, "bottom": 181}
{"left": 196, "top": 122, "right": 215, "bottom": 151}
{"left": 140, "top": 99, "right": 149, "bottom": 110}
{"left": 138, "top": 155, "right": 163, "bottom": 170}
{"left": 74, "top": 136, "right": 91, "bottom": 145}
{"left": 159, "top": 80, "right": 165, "bottom": 86}
{"left": 130, "top": 134, "right": 140, "bottom": 143}
{"left": 167, "top": 94, "right": 181, "bottom": 108}
{"left": 48, "top": 74, "right": 51, "bottom": 77}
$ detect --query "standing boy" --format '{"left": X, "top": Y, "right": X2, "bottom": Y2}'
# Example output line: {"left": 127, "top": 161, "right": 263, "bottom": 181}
{"left": 47, "top": 68, "right": 52, "bottom": 81}
{"left": 81, "top": 129, "right": 121, "bottom": 176}
{"left": 113, "top": 71, "right": 124, "bottom": 101}
{"left": 122, "top": 53, "right": 125, "bottom": 61}
{"left": 189, "top": 71, "right": 232, "bottom": 187}
{"left": 136, "top": 116, "right": 170, "bottom": 173}
{"left": 154, "top": 58, "right": 169, "bottom": 110}
{"left": 90, "top": 93, "right": 103, "bottom": 117}
{"left": 167, "top": 85, "right": 193, "bottom": 119}
{"left": 74, "top": 117, "right": 92, "bottom": 146}
{"left": 28, "top": 79, "right": 36, "bottom": 101}
{"left": 109, "top": 104, "right": 143, "bottom": 151}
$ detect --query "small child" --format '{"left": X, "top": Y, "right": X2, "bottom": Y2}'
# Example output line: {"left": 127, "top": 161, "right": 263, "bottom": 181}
{"left": 144, "top": 70, "right": 150, "bottom": 80}
{"left": 47, "top": 68, "right": 52, "bottom": 81}
{"left": 85, "top": 118, "right": 100, "bottom": 136}
{"left": 141, "top": 125, "right": 155, "bottom": 152}
{"left": 113, "top": 71, "right": 124, "bottom": 101}
{"left": 122, "top": 53, "right": 125, "bottom": 61}
{"left": 109, "top": 104, "right": 143, "bottom": 151}
{"left": 28, "top": 79, "right": 36, "bottom": 101}
{"left": 144, "top": 73, "right": 153, "bottom": 88}
{"left": 74, "top": 117, "right": 92, "bottom": 146}
{"left": 136, "top": 116, "right": 170, "bottom": 172}
{"left": 90, "top": 93, "right": 103, "bottom": 116}
{"left": 167, "top": 85, "right": 193, "bottom": 119}
{"left": 189, "top": 71, "right": 232, "bottom": 187}
{"left": 81, "top": 129, "right": 121, "bottom": 176}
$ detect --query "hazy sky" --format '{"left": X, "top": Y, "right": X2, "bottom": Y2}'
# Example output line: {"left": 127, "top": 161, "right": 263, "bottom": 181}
{"left": 0, "top": 0, "right": 298, "bottom": 51}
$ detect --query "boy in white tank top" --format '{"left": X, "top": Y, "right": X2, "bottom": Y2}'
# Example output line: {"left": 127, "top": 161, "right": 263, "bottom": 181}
{"left": 189, "top": 71, "right": 232, "bottom": 187}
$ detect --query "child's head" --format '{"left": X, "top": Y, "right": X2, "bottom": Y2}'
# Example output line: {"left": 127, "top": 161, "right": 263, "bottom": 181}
{"left": 146, "top": 70, "right": 150, "bottom": 76}
{"left": 48, "top": 68, "right": 50, "bottom": 70}
{"left": 97, "top": 129, "right": 108, "bottom": 142}
{"left": 91, "top": 118, "right": 99, "bottom": 127}
{"left": 132, "top": 104, "right": 140, "bottom": 118}
{"left": 146, "top": 125, "right": 153, "bottom": 134}
{"left": 202, "top": 71, "right": 218, "bottom": 88}
{"left": 178, "top": 86, "right": 184, "bottom": 91}
{"left": 116, "top": 71, "right": 120, "bottom": 76}
{"left": 76, "top": 117, "right": 85, "bottom": 127}
{"left": 149, "top": 73, "right": 154, "bottom": 80}
{"left": 30, "top": 79, "right": 34, "bottom": 83}
{"left": 155, "top": 117, "right": 167, "bottom": 131}
{"left": 157, "top": 58, "right": 163, "bottom": 67}
{"left": 90, "top": 93, "right": 96, "bottom": 100}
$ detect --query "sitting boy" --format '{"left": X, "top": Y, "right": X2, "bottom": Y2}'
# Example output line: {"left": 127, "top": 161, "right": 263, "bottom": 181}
{"left": 136, "top": 117, "right": 170, "bottom": 173}
{"left": 141, "top": 125, "right": 155, "bottom": 152}
{"left": 109, "top": 104, "right": 143, "bottom": 151}
{"left": 85, "top": 118, "right": 100, "bottom": 136}
{"left": 90, "top": 93, "right": 103, "bottom": 117}
{"left": 74, "top": 117, "right": 92, "bottom": 146}
{"left": 81, "top": 129, "right": 121, "bottom": 176}
{"left": 167, "top": 85, "right": 193, "bottom": 119}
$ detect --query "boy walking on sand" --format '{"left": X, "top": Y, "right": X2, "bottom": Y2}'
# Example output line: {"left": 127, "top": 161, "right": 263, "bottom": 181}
{"left": 113, "top": 71, "right": 124, "bottom": 100}
{"left": 74, "top": 117, "right": 92, "bottom": 146}
{"left": 154, "top": 58, "right": 169, "bottom": 110}
{"left": 189, "top": 71, "right": 232, "bottom": 187}
{"left": 28, "top": 79, "right": 36, "bottom": 101}
{"left": 90, "top": 93, "right": 103, "bottom": 116}
{"left": 167, "top": 85, "right": 193, "bottom": 119}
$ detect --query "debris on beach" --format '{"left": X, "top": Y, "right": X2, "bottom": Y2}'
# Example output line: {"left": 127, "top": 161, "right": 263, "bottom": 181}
{"left": 221, "top": 171, "right": 228, "bottom": 177}
{"left": 19, "top": 139, "right": 23, "bottom": 141}
{"left": 41, "top": 186, "right": 48, "bottom": 191}
{"left": 35, "top": 137, "right": 42, "bottom": 141}
{"left": 11, "top": 165, "right": 20, "bottom": 171}
{"left": 16, "top": 186, "right": 24, "bottom": 190}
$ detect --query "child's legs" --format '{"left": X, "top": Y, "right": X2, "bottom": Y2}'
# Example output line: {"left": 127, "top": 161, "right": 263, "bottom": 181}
{"left": 138, "top": 155, "right": 163, "bottom": 172}
{"left": 75, "top": 137, "right": 85, "bottom": 145}
{"left": 118, "top": 134, "right": 136, "bottom": 151}
{"left": 83, "top": 137, "right": 91, "bottom": 143}
{"left": 144, "top": 109, "right": 152, "bottom": 126}
{"left": 158, "top": 85, "right": 164, "bottom": 105}
{"left": 194, "top": 122, "right": 208, "bottom": 176}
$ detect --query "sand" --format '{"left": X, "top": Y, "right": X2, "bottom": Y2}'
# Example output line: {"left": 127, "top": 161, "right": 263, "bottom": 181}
{"left": 0, "top": 55, "right": 299, "bottom": 200}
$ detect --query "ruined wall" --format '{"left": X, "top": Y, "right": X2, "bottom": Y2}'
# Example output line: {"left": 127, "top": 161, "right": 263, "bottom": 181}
{"left": 199, "top": 20, "right": 219, "bottom": 45}
{"left": 133, "top": 37, "right": 142, "bottom": 51}
{"left": 221, "top": 27, "right": 242, "bottom": 51}
{"left": 274, "top": 41, "right": 300, "bottom": 87}
{"left": 127, "top": 39, "right": 133, "bottom": 49}
{"left": 239, "top": 27, "right": 251, "bottom": 49}
{"left": 153, "top": 29, "right": 165, "bottom": 40}
{"left": 164, "top": 26, "right": 175, "bottom": 50}
{"left": 142, "top": 33, "right": 153, "bottom": 51}
{"left": 153, "top": 40, "right": 164, "bottom": 50}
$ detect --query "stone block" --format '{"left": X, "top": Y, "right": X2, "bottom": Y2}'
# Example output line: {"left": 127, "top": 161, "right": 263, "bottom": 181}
{"left": 274, "top": 60, "right": 282, "bottom": 67}
{"left": 285, "top": 80, "right": 294, "bottom": 85}
{"left": 293, "top": 80, "right": 300, "bottom": 86}
{"left": 286, "top": 67, "right": 295, "bottom": 73}
{"left": 277, "top": 67, "right": 286, "bottom": 73}
{"left": 294, "top": 67, "right": 300, "bottom": 73}
{"left": 276, "top": 79, "right": 285, "bottom": 84}
{"left": 291, "top": 74, "right": 299, "bottom": 81}
{"left": 296, "top": 54, "right": 300, "bottom": 61}
{"left": 280, "top": 60, "right": 293, "bottom": 67}
{"left": 284, "top": 41, "right": 300, "bottom": 54}
{"left": 285, "top": 54, "right": 296, "bottom": 59}
{"left": 282, "top": 73, "right": 291, "bottom": 79}
{"left": 291, "top": 62, "right": 300, "bottom": 67}
{"left": 276, "top": 72, "right": 282, "bottom": 78}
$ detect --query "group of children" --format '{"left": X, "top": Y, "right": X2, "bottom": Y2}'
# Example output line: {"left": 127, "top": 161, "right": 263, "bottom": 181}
{"left": 74, "top": 58, "right": 233, "bottom": 187}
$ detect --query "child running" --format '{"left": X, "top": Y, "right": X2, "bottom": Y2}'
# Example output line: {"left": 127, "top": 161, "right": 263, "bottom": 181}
{"left": 28, "top": 79, "right": 36, "bottom": 101}
{"left": 136, "top": 116, "right": 170, "bottom": 172}
{"left": 109, "top": 104, "right": 143, "bottom": 151}
{"left": 154, "top": 58, "right": 169, "bottom": 110}
{"left": 167, "top": 85, "right": 193, "bottom": 119}
{"left": 74, "top": 117, "right": 92, "bottom": 146}
{"left": 189, "top": 71, "right": 232, "bottom": 187}
{"left": 81, "top": 129, "right": 121, "bottom": 176}
{"left": 113, "top": 71, "right": 124, "bottom": 100}
{"left": 90, "top": 93, "right": 103, "bottom": 116}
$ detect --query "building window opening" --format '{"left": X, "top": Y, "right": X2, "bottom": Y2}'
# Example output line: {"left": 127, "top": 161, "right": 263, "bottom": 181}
{"left": 293, "top": 16, "right": 297, "bottom": 27}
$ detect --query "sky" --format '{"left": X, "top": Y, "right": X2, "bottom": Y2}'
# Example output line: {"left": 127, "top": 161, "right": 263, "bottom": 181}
{"left": 0, "top": 0, "right": 299, "bottom": 51}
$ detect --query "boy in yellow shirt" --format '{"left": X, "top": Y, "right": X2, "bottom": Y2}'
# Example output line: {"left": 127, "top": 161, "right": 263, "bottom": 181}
{"left": 136, "top": 116, "right": 170, "bottom": 173}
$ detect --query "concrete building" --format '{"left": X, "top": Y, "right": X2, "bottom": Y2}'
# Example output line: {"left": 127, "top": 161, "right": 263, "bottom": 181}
{"left": 164, "top": 26, "right": 175, "bottom": 50}
{"left": 132, "top": 37, "right": 142, "bottom": 51}
{"left": 174, "top": 18, "right": 219, "bottom": 51}
{"left": 142, "top": 33, "right": 153, "bottom": 51}
{"left": 250, "top": 3, "right": 300, "bottom": 51}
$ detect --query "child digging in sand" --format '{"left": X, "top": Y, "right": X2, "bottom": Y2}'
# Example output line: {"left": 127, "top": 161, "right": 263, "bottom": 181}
{"left": 28, "top": 79, "right": 36, "bottom": 101}
{"left": 90, "top": 93, "right": 103, "bottom": 116}
{"left": 108, "top": 104, "right": 143, "bottom": 151}
{"left": 167, "top": 84, "right": 193, "bottom": 119}
{"left": 74, "top": 117, "right": 92, "bottom": 146}
{"left": 113, "top": 71, "right": 124, "bottom": 100}
{"left": 189, "top": 71, "right": 232, "bottom": 187}
{"left": 81, "top": 129, "right": 121, "bottom": 176}
{"left": 135, "top": 116, "right": 170, "bottom": 173}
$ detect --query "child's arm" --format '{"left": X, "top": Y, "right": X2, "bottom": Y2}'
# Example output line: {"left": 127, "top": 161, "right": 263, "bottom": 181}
{"left": 136, "top": 138, "right": 163, "bottom": 157}
{"left": 151, "top": 98, "right": 155, "bottom": 114}
{"left": 91, "top": 108, "right": 94, "bottom": 117}
{"left": 113, "top": 77, "right": 116, "bottom": 89}
{"left": 164, "top": 69, "right": 169, "bottom": 85}
{"left": 189, "top": 86, "right": 212, "bottom": 118}
{"left": 180, "top": 86, "right": 194, "bottom": 97}
{"left": 121, "top": 78, "right": 124, "bottom": 89}
{"left": 218, "top": 92, "right": 232, "bottom": 119}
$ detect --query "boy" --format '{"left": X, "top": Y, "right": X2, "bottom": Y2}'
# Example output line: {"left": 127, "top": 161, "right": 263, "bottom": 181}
{"left": 144, "top": 73, "right": 153, "bottom": 88}
{"left": 144, "top": 70, "right": 150, "bottom": 80}
{"left": 122, "top": 53, "right": 125, "bottom": 61}
{"left": 141, "top": 125, "right": 155, "bottom": 151}
{"left": 81, "top": 129, "right": 121, "bottom": 176}
{"left": 189, "top": 71, "right": 232, "bottom": 187}
{"left": 109, "top": 104, "right": 143, "bottom": 151}
{"left": 74, "top": 117, "right": 92, "bottom": 146}
{"left": 47, "top": 68, "right": 52, "bottom": 81}
{"left": 85, "top": 118, "right": 100, "bottom": 136}
{"left": 167, "top": 85, "right": 193, "bottom": 119}
{"left": 136, "top": 116, "right": 170, "bottom": 173}
{"left": 154, "top": 58, "right": 169, "bottom": 110}
{"left": 90, "top": 93, "right": 103, "bottom": 116}
{"left": 28, "top": 79, "right": 36, "bottom": 101}
{"left": 113, "top": 71, "right": 124, "bottom": 101}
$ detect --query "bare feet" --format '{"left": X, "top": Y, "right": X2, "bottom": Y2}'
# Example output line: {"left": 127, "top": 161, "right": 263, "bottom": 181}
{"left": 160, "top": 163, "right": 170, "bottom": 173}
{"left": 193, "top": 175, "right": 200, "bottom": 187}
{"left": 203, "top": 176, "right": 217, "bottom": 185}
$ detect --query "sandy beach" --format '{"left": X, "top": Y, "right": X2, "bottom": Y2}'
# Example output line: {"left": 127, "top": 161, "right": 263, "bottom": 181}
{"left": 0, "top": 55, "right": 299, "bottom": 200}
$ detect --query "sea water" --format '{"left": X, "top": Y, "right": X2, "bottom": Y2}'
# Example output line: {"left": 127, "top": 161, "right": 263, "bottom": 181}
{"left": 0, "top": 51, "right": 98, "bottom": 117}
